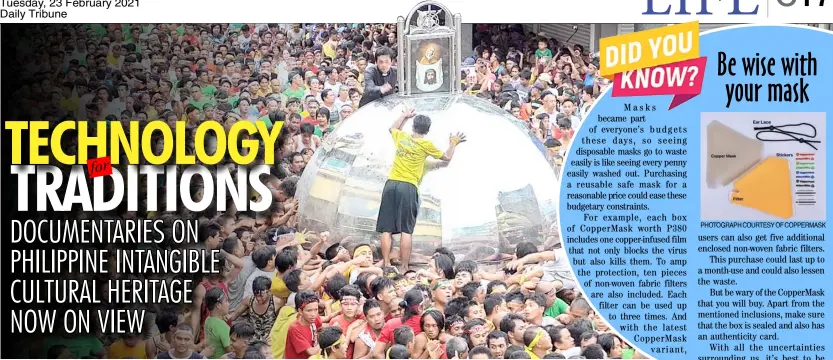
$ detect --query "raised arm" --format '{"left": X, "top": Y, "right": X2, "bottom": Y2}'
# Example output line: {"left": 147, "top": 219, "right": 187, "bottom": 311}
{"left": 439, "top": 132, "right": 467, "bottom": 162}
{"left": 390, "top": 108, "right": 416, "bottom": 132}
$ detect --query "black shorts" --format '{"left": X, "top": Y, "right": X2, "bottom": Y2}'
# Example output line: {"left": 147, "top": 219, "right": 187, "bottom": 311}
{"left": 376, "top": 179, "right": 420, "bottom": 235}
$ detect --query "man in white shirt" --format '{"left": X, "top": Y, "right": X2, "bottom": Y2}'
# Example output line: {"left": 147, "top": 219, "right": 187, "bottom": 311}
{"left": 243, "top": 246, "right": 278, "bottom": 299}
{"left": 523, "top": 293, "right": 558, "bottom": 327}
{"left": 323, "top": 67, "right": 342, "bottom": 91}
{"left": 105, "top": 83, "right": 129, "bottom": 117}
{"left": 287, "top": 23, "right": 306, "bottom": 45}
{"left": 237, "top": 24, "right": 253, "bottom": 51}
{"left": 561, "top": 99, "right": 582, "bottom": 130}
{"left": 333, "top": 85, "right": 350, "bottom": 112}
{"left": 319, "top": 88, "right": 340, "bottom": 125}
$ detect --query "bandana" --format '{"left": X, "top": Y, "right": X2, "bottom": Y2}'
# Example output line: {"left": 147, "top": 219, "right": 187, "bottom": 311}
{"left": 450, "top": 319, "right": 464, "bottom": 329}
{"left": 322, "top": 337, "right": 343, "bottom": 359}
{"left": 432, "top": 280, "right": 451, "bottom": 291}
{"left": 353, "top": 244, "right": 371, "bottom": 259}
{"left": 340, "top": 298, "right": 359, "bottom": 306}
{"left": 465, "top": 324, "right": 486, "bottom": 334}
{"left": 525, "top": 330, "right": 545, "bottom": 359}
{"left": 386, "top": 273, "right": 397, "bottom": 279}
{"left": 298, "top": 297, "right": 318, "bottom": 311}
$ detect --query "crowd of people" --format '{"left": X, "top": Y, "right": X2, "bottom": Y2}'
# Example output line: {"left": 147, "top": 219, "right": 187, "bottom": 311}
{"left": 5, "top": 22, "right": 624, "bottom": 360}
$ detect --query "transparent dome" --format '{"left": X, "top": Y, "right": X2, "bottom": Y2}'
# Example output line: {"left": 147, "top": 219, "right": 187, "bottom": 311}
{"left": 296, "top": 94, "right": 560, "bottom": 264}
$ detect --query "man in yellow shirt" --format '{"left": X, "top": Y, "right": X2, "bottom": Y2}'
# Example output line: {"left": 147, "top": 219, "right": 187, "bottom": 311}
{"left": 107, "top": 333, "right": 147, "bottom": 359}
{"left": 377, "top": 108, "right": 466, "bottom": 271}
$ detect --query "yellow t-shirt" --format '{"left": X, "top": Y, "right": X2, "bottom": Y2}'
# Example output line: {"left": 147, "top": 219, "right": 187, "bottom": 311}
{"left": 107, "top": 54, "right": 122, "bottom": 67}
{"left": 323, "top": 42, "right": 337, "bottom": 60}
{"left": 271, "top": 273, "right": 291, "bottom": 299}
{"left": 270, "top": 306, "right": 297, "bottom": 359}
{"left": 146, "top": 107, "right": 158, "bottom": 121}
{"left": 322, "top": 293, "right": 341, "bottom": 314}
{"left": 388, "top": 129, "right": 443, "bottom": 186}
{"left": 107, "top": 339, "right": 147, "bottom": 359}
{"left": 61, "top": 96, "right": 80, "bottom": 114}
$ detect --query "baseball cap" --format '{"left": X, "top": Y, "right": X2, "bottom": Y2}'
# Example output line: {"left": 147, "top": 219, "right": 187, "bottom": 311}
{"left": 544, "top": 138, "right": 562, "bottom": 150}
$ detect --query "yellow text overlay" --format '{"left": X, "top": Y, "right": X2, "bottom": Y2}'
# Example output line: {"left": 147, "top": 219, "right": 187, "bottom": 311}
{"left": 5, "top": 121, "right": 284, "bottom": 166}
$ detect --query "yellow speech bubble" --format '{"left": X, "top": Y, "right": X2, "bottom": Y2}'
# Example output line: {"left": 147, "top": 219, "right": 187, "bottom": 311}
{"left": 599, "top": 21, "right": 700, "bottom": 77}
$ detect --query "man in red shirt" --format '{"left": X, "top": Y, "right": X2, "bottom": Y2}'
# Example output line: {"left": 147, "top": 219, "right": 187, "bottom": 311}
{"left": 285, "top": 291, "right": 323, "bottom": 359}
{"left": 372, "top": 289, "right": 425, "bottom": 358}
{"left": 328, "top": 286, "right": 363, "bottom": 358}
{"left": 352, "top": 299, "right": 386, "bottom": 359}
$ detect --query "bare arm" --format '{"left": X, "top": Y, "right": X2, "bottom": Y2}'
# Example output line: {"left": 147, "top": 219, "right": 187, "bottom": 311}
{"left": 321, "top": 310, "right": 342, "bottom": 324}
{"left": 440, "top": 131, "right": 466, "bottom": 162}
{"left": 228, "top": 296, "right": 251, "bottom": 321}
{"left": 353, "top": 266, "right": 383, "bottom": 276}
{"left": 413, "top": 333, "right": 430, "bottom": 359}
{"left": 190, "top": 284, "right": 206, "bottom": 338}
{"left": 372, "top": 340, "right": 390, "bottom": 360}
{"left": 296, "top": 235, "right": 327, "bottom": 270}
{"left": 478, "top": 269, "right": 506, "bottom": 282}
{"left": 439, "top": 142, "right": 457, "bottom": 162}
{"left": 353, "top": 339, "right": 371, "bottom": 359}
{"left": 390, "top": 108, "right": 415, "bottom": 132}
{"left": 271, "top": 205, "right": 295, "bottom": 227}
{"left": 523, "top": 251, "right": 557, "bottom": 264}
{"left": 221, "top": 250, "right": 245, "bottom": 281}
{"left": 301, "top": 257, "right": 363, "bottom": 292}
{"left": 305, "top": 345, "right": 322, "bottom": 356}
{"left": 345, "top": 320, "right": 366, "bottom": 343}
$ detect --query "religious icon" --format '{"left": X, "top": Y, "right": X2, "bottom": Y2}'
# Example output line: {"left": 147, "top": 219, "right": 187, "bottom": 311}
{"left": 402, "top": 2, "right": 459, "bottom": 96}
{"left": 412, "top": 38, "right": 450, "bottom": 93}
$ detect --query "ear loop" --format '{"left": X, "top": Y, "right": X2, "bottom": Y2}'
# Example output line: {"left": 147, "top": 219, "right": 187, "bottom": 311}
{"left": 754, "top": 123, "right": 821, "bottom": 150}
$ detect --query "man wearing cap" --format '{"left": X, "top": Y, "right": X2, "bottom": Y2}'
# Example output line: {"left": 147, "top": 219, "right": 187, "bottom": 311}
{"left": 543, "top": 138, "right": 563, "bottom": 175}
